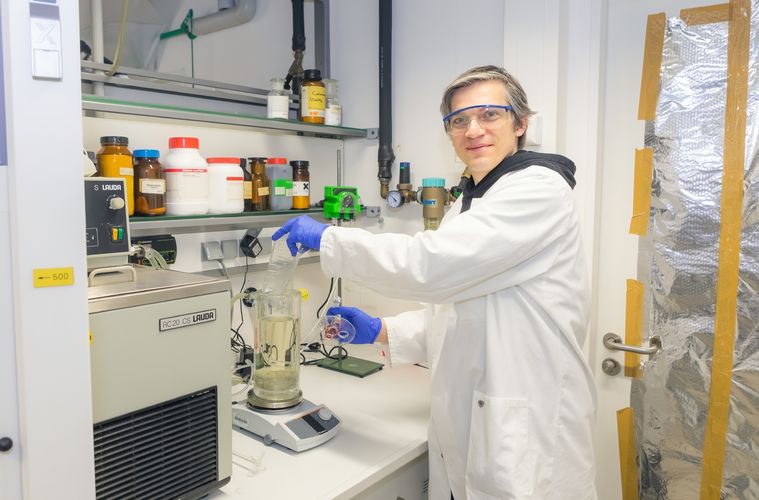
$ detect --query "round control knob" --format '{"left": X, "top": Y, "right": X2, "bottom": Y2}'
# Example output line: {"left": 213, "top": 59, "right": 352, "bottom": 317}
{"left": 0, "top": 437, "right": 13, "bottom": 452}
{"left": 108, "top": 197, "right": 126, "bottom": 210}
{"left": 317, "top": 408, "right": 333, "bottom": 421}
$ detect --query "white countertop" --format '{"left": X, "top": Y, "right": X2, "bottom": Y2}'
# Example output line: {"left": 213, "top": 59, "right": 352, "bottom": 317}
{"left": 210, "top": 345, "right": 431, "bottom": 500}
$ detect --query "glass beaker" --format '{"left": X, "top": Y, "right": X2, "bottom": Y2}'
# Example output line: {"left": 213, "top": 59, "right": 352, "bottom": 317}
{"left": 249, "top": 289, "right": 302, "bottom": 409}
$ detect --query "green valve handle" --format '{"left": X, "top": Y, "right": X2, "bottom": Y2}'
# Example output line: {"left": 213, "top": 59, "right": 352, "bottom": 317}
{"left": 160, "top": 9, "right": 197, "bottom": 40}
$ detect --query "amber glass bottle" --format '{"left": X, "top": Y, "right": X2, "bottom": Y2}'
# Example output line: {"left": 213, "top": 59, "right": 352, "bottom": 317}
{"left": 291, "top": 160, "right": 310, "bottom": 209}
{"left": 300, "top": 69, "right": 325, "bottom": 124}
{"left": 249, "top": 157, "right": 270, "bottom": 211}
{"left": 97, "top": 136, "right": 134, "bottom": 215}
{"left": 133, "top": 149, "right": 166, "bottom": 216}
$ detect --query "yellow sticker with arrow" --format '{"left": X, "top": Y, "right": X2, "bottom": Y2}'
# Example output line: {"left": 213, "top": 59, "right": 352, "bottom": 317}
{"left": 33, "top": 267, "right": 74, "bottom": 288}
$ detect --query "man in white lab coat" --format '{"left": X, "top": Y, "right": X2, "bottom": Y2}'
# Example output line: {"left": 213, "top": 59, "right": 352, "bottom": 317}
{"left": 273, "top": 65, "right": 597, "bottom": 499}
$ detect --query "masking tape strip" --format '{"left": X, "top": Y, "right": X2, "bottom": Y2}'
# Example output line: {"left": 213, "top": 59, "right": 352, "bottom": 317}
{"left": 638, "top": 13, "right": 666, "bottom": 120}
{"left": 617, "top": 407, "right": 639, "bottom": 500}
{"left": 630, "top": 148, "right": 654, "bottom": 235}
{"left": 699, "top": 1, "right": 751, "bottom": 498}
{"left": 681, "top": 4, "right": 729, "bottom": 25}
{"left": 624, "top": 279, "right": 644, "bottom": 378}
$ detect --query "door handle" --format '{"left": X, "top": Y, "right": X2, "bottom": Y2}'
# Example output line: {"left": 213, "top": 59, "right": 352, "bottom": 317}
{"left": 603, "top": 333, "right": 661, "bottom": 356}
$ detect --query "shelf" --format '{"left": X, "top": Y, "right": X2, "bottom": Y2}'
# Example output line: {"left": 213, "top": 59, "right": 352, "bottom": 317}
{"left": 129, "top": 208, "right": 324, "bottom": 237}
{"left": 82, "top": 95, "right": 374, "bottom": 140}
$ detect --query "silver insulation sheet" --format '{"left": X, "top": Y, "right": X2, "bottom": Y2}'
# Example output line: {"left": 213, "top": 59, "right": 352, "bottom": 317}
{"left": 631, "top": 5, "right": 759, "bottom": 499}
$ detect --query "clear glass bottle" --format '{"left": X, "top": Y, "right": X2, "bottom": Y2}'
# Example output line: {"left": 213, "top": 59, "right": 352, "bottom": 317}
{"left": 267, "top": 78, "right": 290, "bottom": 119}
{"left": 324, "top": 79, "right": 342, "bottom": 126}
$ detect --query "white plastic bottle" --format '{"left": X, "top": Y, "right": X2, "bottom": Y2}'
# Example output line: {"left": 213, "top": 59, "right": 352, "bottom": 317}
{"left": 164, "top": 137, "right": 209, "bottom": 216}
{"left": 324, "top": 79, "right": 342, "bottom": 126}
{"left": 267, "top": 78, "right": 290, "bottom": 119}
{"left": 206, "top": 157, "right": 244, "bottom": 214}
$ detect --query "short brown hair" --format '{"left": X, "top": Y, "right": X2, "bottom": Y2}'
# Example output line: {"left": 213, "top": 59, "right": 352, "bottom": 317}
{"left": 440, "top": 65, "right": 535, "bottom": 150}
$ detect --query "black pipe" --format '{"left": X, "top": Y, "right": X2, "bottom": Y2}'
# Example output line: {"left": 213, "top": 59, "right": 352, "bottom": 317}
{"left": 291, "top": 0, "right": 306, "bottom": 52}
{"left": 285, "top": 0, "right": 306, "bottom": 93}
{"left": 378, "top": 0, "right": 394, "bottom": 197}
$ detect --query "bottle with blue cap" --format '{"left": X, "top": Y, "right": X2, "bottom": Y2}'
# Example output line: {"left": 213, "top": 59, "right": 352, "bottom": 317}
{"left": 133, "top": 149, "right": 166, "bottom": 216}
{"left": 420, "top": 177, "right": 448, "bottom": 230}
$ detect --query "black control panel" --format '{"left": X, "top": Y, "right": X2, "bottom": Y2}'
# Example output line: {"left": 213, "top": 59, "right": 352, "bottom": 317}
{"left": 84, "top": 178, "right": 130, "bottom": 256}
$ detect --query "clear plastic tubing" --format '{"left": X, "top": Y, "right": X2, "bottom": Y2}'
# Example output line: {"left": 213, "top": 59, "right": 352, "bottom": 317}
{"left": 164, "top": 137, "right": 209, "bottom": 216}
{"left": 206, "top": 157, "right": 244, "bottom": 214}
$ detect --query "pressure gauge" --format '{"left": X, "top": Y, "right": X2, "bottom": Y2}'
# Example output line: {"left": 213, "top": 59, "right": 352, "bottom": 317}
{"left": 387, "top": 190, "right": 403, "bottom": 208}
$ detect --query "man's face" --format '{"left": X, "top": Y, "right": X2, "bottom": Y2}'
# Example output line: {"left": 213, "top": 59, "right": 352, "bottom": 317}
{"left": 448, "top": 80, "right": 527, "bottom": 183}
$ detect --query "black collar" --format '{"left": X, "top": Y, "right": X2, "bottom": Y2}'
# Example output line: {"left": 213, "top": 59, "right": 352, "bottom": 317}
{"left": 460, "top": 150, "right": 577, "bottom": 212}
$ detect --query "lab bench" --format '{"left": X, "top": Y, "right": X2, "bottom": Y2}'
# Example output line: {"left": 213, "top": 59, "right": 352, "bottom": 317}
{"left": 212, "top": 344, "right": 431, "bottom": 500}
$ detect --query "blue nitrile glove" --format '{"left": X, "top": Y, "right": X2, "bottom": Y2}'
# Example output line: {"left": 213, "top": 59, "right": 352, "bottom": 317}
{"left": 272, "top": 215, "right": 329, "bottom": 256}
{"left": 327, "top": 306, "right": 382, "bottom": 344}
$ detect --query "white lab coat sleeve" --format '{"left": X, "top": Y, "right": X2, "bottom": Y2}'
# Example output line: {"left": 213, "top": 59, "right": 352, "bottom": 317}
{"left": 319, "top": 168, "right": 574, "bottom": 303}
{"left": 382, "top": 308, "right": 428, "bottom": 366}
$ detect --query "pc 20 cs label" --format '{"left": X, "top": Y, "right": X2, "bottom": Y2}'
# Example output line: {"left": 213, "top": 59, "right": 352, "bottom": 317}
{"left": 159, "top": 309, "right": 217, "bottom": 332}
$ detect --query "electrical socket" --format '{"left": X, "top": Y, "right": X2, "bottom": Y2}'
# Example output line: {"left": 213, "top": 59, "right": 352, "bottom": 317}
{"left": 221, "top": 239, "right": 239, "bottom": 259}
{"left": 201, "top": 241, "right": 223, "bottom": 261}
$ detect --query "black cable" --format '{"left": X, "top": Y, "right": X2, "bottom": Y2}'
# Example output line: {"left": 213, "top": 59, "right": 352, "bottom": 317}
{"left": 316, "top": 277, "right": 335, "bottom": 318}
{"left": 230, "top": 256, "right": 252, "bottom": 353}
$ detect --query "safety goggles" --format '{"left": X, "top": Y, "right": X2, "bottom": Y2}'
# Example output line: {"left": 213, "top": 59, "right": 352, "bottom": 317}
{"left": 442, "top": 104, "right": 513, "bottom": 135}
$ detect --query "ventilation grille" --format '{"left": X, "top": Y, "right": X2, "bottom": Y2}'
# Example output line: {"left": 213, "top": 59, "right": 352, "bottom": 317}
{"left": 93, "top": 387, "right": 218, "bottom": 500}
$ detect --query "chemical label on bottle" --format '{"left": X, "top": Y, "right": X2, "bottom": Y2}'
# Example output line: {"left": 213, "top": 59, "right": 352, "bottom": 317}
{"left": 273, "top": 179, "right": 293, "bottom": 196}
{"left": 164, "top": 168, "right": 207, "bottom": 176}
{"left": 140, "top": 178, "right": 166, "bottom": 195}
{"left": 244, "top": 181, "right": 252, "bottom": 199}
{"left": 292, "top": 181, "right": 310, "bottom": 197}
{"left": 267, "top": 95, "right": 290, "bottom": 119}
{"left": 119, "top": 167, "right": 134, "bottom": 176}
{"left": 258, "top": 186, "right": 270, "bottom": 196}
{"left": 325, "top": 105, "right": 342, "bottom": 126}
{"left": 226, "top": 177, "right": 244, "bottom": 201}
{"left": 302, "top": 86, "right": 326, "bottom": 118}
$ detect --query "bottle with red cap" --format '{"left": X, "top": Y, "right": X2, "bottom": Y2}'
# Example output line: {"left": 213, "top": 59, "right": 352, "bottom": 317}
{"left": 207, "top": 157, "right": 244, "bottom": 214}
{"left": 265, "top": 157, "right": 292, "bottom": 210}
{"left": 164, "top": 137, "right": 209, "bottom": 216}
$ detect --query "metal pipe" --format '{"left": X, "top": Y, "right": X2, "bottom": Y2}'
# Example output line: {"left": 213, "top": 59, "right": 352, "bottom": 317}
{"left": 192, "top": 0, "right": 256, "bottom": 36}
{"left": 336, "top": 149, "right": 343, "bottom": 185}
{"left": 377, "top": 0, "right": 394, "bottom": 198}
{"left": 91, "top": 0, "right": 104, "bottom": 97}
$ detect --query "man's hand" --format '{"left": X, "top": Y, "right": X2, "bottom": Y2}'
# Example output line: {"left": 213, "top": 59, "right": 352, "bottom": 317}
{"left": 272, "top": 215, "right": 329, "bottom": 256}
{"left": 327, "top": 306, "right": 383, "bottom": 344}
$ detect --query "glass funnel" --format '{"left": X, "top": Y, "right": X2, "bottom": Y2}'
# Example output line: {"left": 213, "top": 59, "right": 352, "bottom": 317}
{"left": 249, "top": 289, "right": 302, "bottom": 409}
